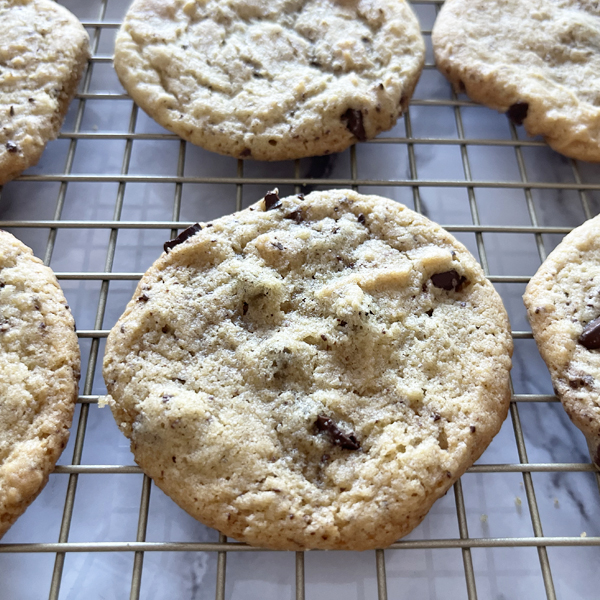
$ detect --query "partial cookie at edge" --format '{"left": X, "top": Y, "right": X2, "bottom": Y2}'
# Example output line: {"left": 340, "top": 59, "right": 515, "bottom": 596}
{"left": 0, "top": 231, "right": 80, "bottom": 538}
{"left": 524, "top": 214, "right": 600, "bottom": 465}
{"left": 0, "top": 0, "right": 90, "bottom": 185}
{"left": 433, "top": 0, "right": 600, "bottom": 161}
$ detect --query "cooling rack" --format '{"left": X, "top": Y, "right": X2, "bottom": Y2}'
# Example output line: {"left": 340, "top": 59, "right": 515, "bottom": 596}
{"left": 1, "top": 0, "right": 600, "bottom": 598}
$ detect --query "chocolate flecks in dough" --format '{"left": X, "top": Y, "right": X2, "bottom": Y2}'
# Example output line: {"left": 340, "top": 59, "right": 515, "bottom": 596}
{"left": 568, "top": 374, "right": 594, "bottom": 389}
{"left": 432, "top": 413, "right": 441, "bottom": 421}
{"left": 285, "top": 208, "right": 304, "bottom": 223}
{"left": 263, "top": 188, "right": 281, "bottom": 211}
{"left": 341, "top": 108, "right": 366, "bottom": 142}
{"left": 431, "top": 270, "right": 467, "bottom": 292}
{"left": 506, "top": 102, "right": 529, "bottom": 125}
{"left": 315, "top": 415, "right": 360, "bottom": 450}
{"left": 164, "top": 223, "right": 202, "bottom": 253}
{"left": 240, "top": 148, "right": 251, "bottom": 157}
{"left": 138, "top": 293, "right": 149, "bottom": 302}
{"left": 579, "top": 316, "right": 600, "bottom": 349}
{"left": 272, "top": 241, "right": 284, "bottom": 250}
{"left": 28, "top": 98, "right": 34, "bottom": 103}
{"left": 242, "top": 301, "right": 249, "bottom": 316}
{"left": 357, "top": 213, "right": 366, "bottom": 225}
{"left": 5, "top": 141, "right": 18, "bottom": 153}
{"left": 9, "top": 106, "right": 14, "bottom": 117}
{"left": 470, "top": 425, "right": 476, "bottom": 433}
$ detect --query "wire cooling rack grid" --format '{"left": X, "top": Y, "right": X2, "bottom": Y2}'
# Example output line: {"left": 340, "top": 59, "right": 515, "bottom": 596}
{"left": 1, "top": 0, "right": 600, "bottom": 598}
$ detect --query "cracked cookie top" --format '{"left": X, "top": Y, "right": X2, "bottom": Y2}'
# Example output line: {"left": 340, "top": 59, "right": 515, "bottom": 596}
{"left": 0, "top": 231, "right": 80, "bottom": 538}
{"left": 103, "top": 189, "right": 512, "bottom": 550}
{"left": 113, "top": 0, "right": 424, "bottom": 160}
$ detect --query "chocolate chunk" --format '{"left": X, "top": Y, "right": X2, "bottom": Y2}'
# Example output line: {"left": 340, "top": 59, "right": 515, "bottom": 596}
{"left": 431, "top": 270, "right": 467, "bottom": 292}
{"left": 242, "top": 301, "right": 249, "bottom": 316}
{"left": 506, "top": 102, "right": 529, "bottom": 125}
{"left": 137, "top": 293, "right": 149, "bottom": 302}
{"left": 285, "top": 208, "right": 303, "bottom": 223}
{"left": 579, "top": 316, "right": 600, "bottom": 349}
{"left": 470, "top": 425, "right": 476, "bottom": 433}
{"left": 164, "top": 223, "right": 202, "bottom": 253}
{"left": 5, "top": 141, "right": 18, "bottom": 153}
{"left": 426, "top": 308, "right": 434, "bottom": 317}
{"left": 9, "top": 106, "right": 14, "bottom": 116}
{"left": 315, "top": 415, "right": 360, "bottom": 450}
{"left": 341, "top": 108, "right": 366, "bottom": 141}
{"left": 568, "top": 374, "right": 594, "bottom": 389}
{"left": 28, "top": 98, "right": 35, "bottom": 103}
{"left": 357, "top": 213, "right": 366, "bottom": 225}
{"left": 263, "top": 188, "right": 281, "bottom": 211}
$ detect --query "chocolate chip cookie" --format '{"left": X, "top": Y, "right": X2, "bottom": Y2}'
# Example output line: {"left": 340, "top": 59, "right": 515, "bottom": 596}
{"left": 113, "top": 0, "right": 425, "bottom": 160}
{"left": 524, "top": 214, "right": 600, "bottom": 465}
{"left": 103, "top": 189, "right": 513, "bottom": 550}
{"left": 433, "top": 0, "right": 600, "bottom": 162}
{"left": 0, "top": 231, "right": 80, "bottom": 538}
{"left": 0, "top": 0, "right": 90, "bottom": 185}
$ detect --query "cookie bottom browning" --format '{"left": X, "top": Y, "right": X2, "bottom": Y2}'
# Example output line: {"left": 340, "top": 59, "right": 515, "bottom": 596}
{"left": 524, "top": 215, "right": 600, "bottom": 465}
{"left": 0, "top": 232, "right": 80, "bottom": 538}
{"left": 103, "top": 190, "right": 513, "bottom": 550}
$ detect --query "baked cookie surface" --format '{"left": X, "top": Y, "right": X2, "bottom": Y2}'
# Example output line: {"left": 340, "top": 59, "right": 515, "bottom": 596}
{"left": 432, "top": 0, "right": 600, "bottom": 162}
{"left": 103, "top": 189, "right": 513, "bottom": 550}
{"left": 113, "top": 0, "right": 425, "bottom": 160}
{"left": 524, "top": 215, "right": 600, "bottom": 465}
{"left": 0, "top": 0, "right": 90, "bottom": 185}
{"left": 0, "top": 232, "right": 80, "bottom": 538}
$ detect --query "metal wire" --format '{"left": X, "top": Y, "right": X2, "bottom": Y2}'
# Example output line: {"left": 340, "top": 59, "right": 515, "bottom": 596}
{"left": 1, "top": 1, "right": 599, "bottom": 599}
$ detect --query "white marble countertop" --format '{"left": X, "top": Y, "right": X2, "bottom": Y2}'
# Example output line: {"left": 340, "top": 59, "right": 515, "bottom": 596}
{"left": 1, "top": 1, "right": 599, "bottom": 599}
